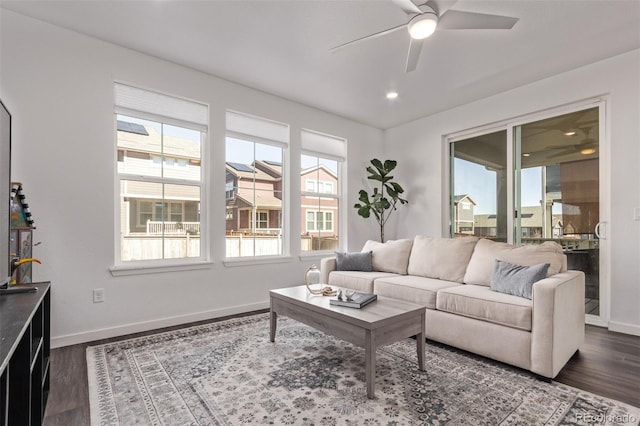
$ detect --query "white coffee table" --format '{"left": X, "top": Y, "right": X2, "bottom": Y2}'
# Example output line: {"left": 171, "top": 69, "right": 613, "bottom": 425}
{"left": 270, "top": 285, "right": 426, "bottom": 399}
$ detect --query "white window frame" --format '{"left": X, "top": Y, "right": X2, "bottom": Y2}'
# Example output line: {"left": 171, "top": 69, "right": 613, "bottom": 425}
{"left": 300, "top": 129, "right": 347, "bottom": 257}
{"left": 112, "top": 83, "right": 209, "bottom": 274}
{"left": 224, "top": 110, "right": 289, "bottom": 260}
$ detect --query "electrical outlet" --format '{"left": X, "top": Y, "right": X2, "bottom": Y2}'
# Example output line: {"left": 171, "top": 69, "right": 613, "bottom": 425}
{"left": 93, "top": 288, "right": 105, "bottom": 303}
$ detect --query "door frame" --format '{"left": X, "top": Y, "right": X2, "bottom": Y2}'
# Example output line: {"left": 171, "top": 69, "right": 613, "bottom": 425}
{"left": 443, "top": 97, "right": 610, "bottom": 326}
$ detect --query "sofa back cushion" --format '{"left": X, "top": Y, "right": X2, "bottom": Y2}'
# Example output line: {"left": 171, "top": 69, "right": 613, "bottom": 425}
{"left": 361, "top": 239, "right": 413, "bottom": 274}
{"left": 464, "top": 239, "right": 565, "bottom": 286}
{"left": 407, "top": 235, "right": 479, "bottom": 283}
{"left": 335, "top": 251, "right": 372, "bottom": 272}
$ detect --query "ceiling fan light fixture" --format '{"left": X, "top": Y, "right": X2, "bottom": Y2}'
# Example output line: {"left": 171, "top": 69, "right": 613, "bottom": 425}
{"left": 564, "top": 130, "right": 577, "bottom": 136}
{"left": 408, "top": 12, "right": 438, "bottom": 39}
{"left": 581, "top": 148, "right": 596, "bottom": 155}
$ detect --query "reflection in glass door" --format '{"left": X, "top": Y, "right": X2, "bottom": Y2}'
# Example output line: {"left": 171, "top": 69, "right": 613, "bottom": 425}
{"left": 450, "top": 130, "right": 508, "bottom": 242}
{"left": 514, "top": 107, "right": 600, "bottom": 315}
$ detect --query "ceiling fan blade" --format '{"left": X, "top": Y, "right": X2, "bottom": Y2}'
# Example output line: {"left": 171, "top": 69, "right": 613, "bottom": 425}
{"left": 405, "top": 38, "right": 424, "bottom": 72}
{"left": 438, "top": 10, "right": 518, "bottom": 30}
{"left": 391, "top": 0, "right": 422, "bottom": 15}
{"left": 330, "top": 23, "right": 407, "bottom": 53}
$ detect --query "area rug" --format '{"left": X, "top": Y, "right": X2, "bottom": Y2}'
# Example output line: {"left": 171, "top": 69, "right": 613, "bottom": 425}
{"left": 87, "top": 313, "right": 639, "bottom": 425}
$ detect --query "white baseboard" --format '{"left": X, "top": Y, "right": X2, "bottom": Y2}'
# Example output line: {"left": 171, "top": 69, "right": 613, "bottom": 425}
{"left": 608, "top": 320, "right": 640, "bottom": 336}
{"left": 51, "top": 300, "right": 270, "bottom": 348}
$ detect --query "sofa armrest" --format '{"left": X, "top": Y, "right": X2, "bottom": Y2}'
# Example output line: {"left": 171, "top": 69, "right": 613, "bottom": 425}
{"left": 320, "top": 257, "right": 337, "bottom": 284}
{"left": 531, "top": 270, "right": 585, "bottom": 378}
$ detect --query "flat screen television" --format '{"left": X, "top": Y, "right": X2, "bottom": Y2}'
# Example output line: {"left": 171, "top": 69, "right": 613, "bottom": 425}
{"left": 0, "top": 100, "right": 11, "bottom": 286}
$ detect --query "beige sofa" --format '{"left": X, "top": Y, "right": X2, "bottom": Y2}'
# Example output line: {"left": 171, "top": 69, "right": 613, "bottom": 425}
{"left": 321, "top": 236, "right": 585, "bottom": 379}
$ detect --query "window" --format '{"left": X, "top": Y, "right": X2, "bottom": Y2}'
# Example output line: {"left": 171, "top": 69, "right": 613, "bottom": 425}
{"left": 301, "top": 129, "right": 345, "bottom": 253}
{"left": 136, "top": 200, "right": 183, "bottom": 227}
{"left": 225, "top": 181, "right": 234, "bottom": 199}
{"left": 306, "top": 211, "right": 333, "bottom": 232}
{"left": 305, "top": 179, "right": 334, "bottom": 194}
{"left": 256, "top": 211, "right": 269, "bottom": 228}
{"left": 115, "top": 83, "right": 207, "bottom": 263}
{"left": 225, "top": 111, "right": 289, "bottom": 258}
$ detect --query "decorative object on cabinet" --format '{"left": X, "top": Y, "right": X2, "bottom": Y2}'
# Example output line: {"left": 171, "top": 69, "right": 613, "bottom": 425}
{"left": 10, "top": 182, "right": 40, "bottom": 284}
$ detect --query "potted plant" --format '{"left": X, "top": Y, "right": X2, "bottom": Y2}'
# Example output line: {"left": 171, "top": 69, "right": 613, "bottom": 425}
{"left": 354, "top": 159, "right": 408, "bottom": 242}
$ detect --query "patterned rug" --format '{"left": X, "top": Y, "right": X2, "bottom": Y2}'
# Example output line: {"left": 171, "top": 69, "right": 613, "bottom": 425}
{"left": 87, "top": 313, "right": 639, "bottom": 425}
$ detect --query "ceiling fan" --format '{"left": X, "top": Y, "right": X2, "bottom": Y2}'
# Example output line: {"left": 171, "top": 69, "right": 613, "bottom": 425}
{"left": 330, "top": 0, "right": 519, "bottom": 72}
{"left": 546, "top": 126, "right": 598, "bottom": 159}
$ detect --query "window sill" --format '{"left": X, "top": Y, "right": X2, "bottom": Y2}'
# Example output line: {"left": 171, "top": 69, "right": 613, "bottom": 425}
{"left": 110, "top": 260, "right": 213, "bottom": 276}
{"left": 299, "top": 252, "right": 335, "bottom": 261}
{"left": 223, "top": 256, "right": 293, "bottom": 267}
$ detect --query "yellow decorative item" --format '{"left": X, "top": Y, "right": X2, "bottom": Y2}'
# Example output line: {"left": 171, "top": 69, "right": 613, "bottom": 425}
{"left": 304, "top": 264, "right": 335, "bottom": 296}
{"left": 9, "top": 257, "right": 41, "bottom": 285}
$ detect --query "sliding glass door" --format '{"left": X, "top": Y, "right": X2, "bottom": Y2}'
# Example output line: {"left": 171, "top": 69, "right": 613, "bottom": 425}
{"left": 449, "top": 103, "right": 606, "bottom": 322}
{"left": 514, "top": 107, "right": 601, "bottom": 316}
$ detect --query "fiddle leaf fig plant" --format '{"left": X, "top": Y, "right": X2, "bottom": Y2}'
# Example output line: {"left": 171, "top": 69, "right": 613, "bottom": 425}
{"left": 354, "top": 159, "right": 408, "bottom": 243}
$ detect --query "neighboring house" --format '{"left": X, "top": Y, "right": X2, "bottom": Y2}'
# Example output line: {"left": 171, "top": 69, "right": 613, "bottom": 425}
{"left": 225, "top": 161, "right": 282, "bottom": 235}
{"left": 474, "top": 206, "right": 563, "bottom": 238}
{"left": 301, "top": 165, "right": 338, "bottom": 238}
{"left": 224, "top": 161, "right": 338, "bottom": 239}
{"left": 117, "top": 120, "right": 201, "bottom": 236}
{"left": 453, "top": 195, "right": 476, "bottom": 235}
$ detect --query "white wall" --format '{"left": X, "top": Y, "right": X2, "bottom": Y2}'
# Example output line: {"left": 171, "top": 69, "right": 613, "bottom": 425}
{"left": 0, "top": 10, "right": 384, "bottom": 346}
{"left": 385, "top": 49, "right": 640, "bottom": 335}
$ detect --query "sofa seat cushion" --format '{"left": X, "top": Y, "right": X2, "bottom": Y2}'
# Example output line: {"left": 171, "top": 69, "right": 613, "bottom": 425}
{"left": 374, "top": 275, "right": 462, "bottom": 309}
{"left": 464, "top": 239, "right": 566, "bottom": 286}
{"left": 436, "top": 284, "right": 533, "bottom": 331}
{"left": 328, "top": 271, "right": 399, "bottom": 294}
{"left": 407, "top": 235, "right": 478, "bottom": 283}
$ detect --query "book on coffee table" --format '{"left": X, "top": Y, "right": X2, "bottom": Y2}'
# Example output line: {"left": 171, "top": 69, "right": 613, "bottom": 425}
{"left": 330, "top": 292, "right": 377, "bottom": 309}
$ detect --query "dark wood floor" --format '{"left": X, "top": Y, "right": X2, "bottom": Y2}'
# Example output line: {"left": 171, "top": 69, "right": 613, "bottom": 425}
{"left": 43, "top": 315, "right": 640, "bottom": 425}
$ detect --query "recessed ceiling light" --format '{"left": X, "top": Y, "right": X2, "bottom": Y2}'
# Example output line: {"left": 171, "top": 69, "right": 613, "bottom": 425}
{"left": 522, "top": 153, "right": 531, "bottom": 157}
{"left": 386, "top": 91, "right": 399, "bottom": 100}
{"left": 564, "top": 131, "right": 577, "bottom": 136}
{"left": 581, "top": 148, "right": 596, "bottom": 155}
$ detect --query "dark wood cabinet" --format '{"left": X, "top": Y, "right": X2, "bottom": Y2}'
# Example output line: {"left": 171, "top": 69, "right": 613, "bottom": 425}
{"left": 0, "top": 282, "right": 50, "bottom": 425}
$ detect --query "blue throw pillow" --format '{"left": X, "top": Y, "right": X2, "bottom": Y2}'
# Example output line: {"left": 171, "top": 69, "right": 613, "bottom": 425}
{"left": 335, "top": 251, "right": 373, "bottom": 272}
{"left": 491, "top": 260, "right": 550, "bottom": 299}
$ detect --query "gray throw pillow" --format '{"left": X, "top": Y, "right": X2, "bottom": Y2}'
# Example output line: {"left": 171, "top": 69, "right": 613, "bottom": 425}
{"left": 335, "top": 251, "right": 373, "bottom": 272}
{"left": 491, "top": 260, "right": 550, "bottom": 299}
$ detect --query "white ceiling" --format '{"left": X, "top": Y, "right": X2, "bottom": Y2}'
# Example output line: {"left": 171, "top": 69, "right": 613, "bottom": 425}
{"left": 2, "top": 0, "right": 639, "bottom": 129}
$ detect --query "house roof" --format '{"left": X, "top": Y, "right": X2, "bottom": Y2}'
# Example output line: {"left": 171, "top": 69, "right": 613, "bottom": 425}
{"left": 117, "top": 122, "right": 201, "bottom": 159}
{"left": 225, "top": 163, "right": 278, "bottom": 182}
{"left": 253, "top": 160, "right": 282, "bottom": 178}
{"left": 454, "top": 194, "right": 476, "bottom": 205}
{"left": 236, "top": 193, "right": 282, "bottom": 209}
{"left": 301, "top": 164, "right": 337, "bottom": 179}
